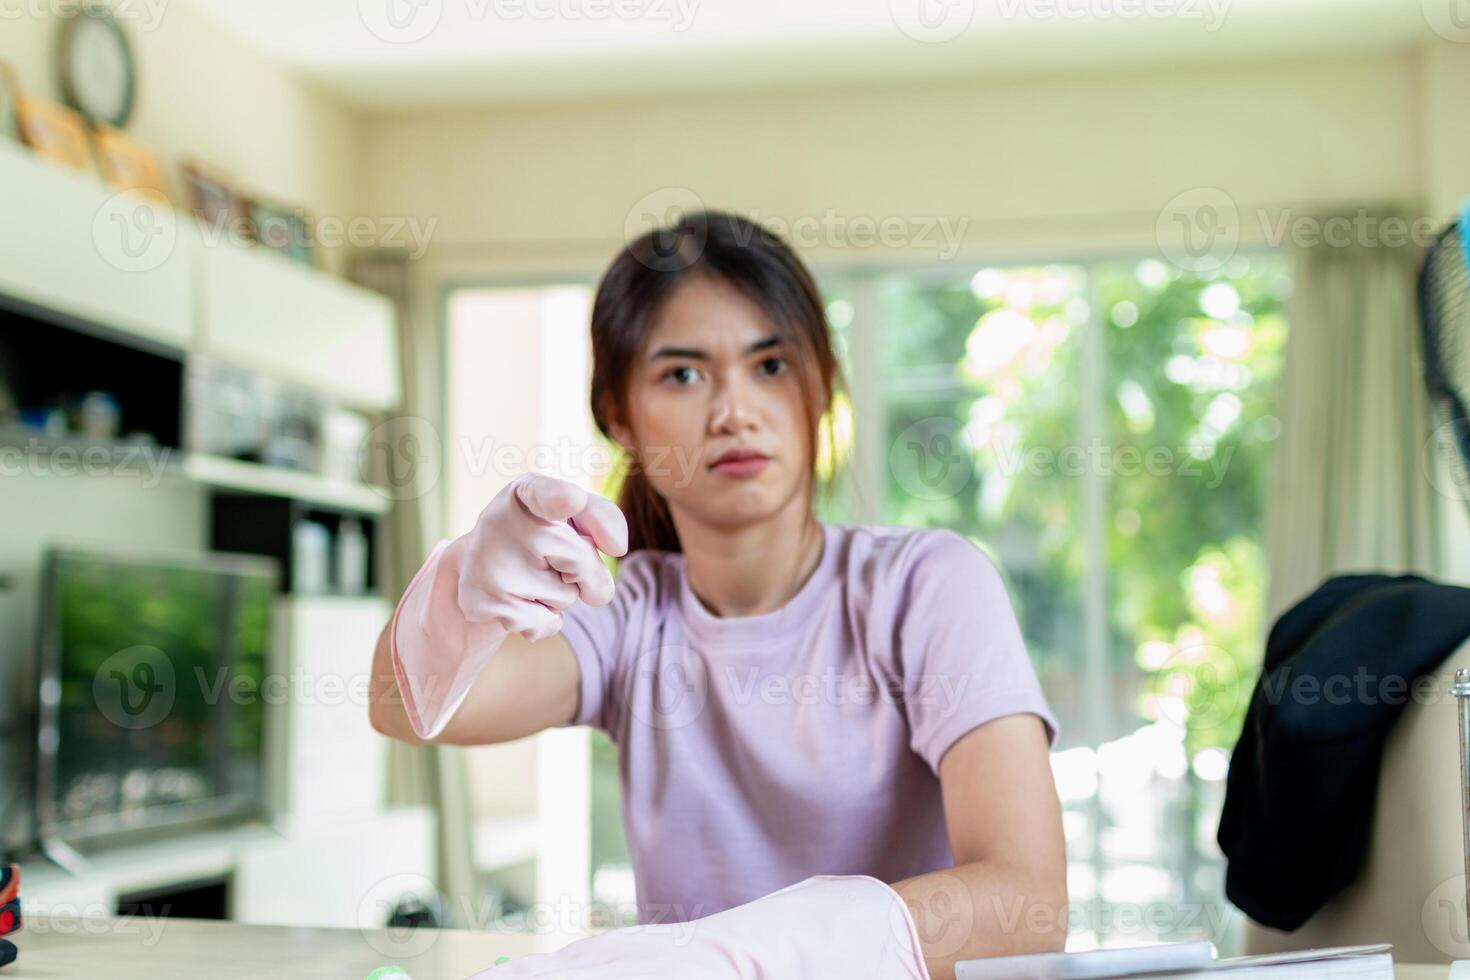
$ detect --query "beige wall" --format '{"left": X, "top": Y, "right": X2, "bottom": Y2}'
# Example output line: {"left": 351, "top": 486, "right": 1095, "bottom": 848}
{"left": 363, "top": 47, "right": 1447, "bottom": 279}
{"left": 0, "top": 1, "right": 364, "bottom": 274}
{"left": 1423, "top": 41, "right": 1470, "bottom": 222}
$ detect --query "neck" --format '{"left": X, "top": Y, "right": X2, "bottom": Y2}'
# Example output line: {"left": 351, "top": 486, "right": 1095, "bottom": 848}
{"left": 673, "top": 497, "right": 826, "bottom": 619}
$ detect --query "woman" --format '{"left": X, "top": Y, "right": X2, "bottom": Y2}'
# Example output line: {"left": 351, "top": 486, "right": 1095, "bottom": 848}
{"left": 369, "top": 210, "right": 1067, "bottom": 980}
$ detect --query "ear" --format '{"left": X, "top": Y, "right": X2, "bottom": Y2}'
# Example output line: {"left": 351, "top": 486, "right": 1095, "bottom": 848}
{"left": 608, "top": 418, "right": 635, "bottom": 455}
{"left": 599, "top": 398, "right": 636, "bottom": 455}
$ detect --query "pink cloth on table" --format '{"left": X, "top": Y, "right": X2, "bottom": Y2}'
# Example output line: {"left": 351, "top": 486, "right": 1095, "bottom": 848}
{"left": 558, "top": 520, "right": 1058, "bottom": 925}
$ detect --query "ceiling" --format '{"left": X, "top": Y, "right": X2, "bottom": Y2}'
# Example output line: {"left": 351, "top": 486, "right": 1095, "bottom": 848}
{"left": 184, "top": 0, "right": 1435, "bottom": 109}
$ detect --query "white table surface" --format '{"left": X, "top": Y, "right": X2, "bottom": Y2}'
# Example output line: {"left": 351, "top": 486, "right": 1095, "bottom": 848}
{"left": 7, "top": 914, "right": 580, "bottom": 979}
{"left": 4, "top": 916, "right": 1460, "bottom": 979}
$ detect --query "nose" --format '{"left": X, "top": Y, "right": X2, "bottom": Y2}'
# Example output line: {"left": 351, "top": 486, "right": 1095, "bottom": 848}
{"left": 708, "top": 372, "right": 758, "bottom": 434}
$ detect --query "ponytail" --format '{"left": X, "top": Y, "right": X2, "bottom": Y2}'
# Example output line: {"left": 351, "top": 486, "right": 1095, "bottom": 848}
{"left": 614, "top": 456, "right": 682, "bottom": 555}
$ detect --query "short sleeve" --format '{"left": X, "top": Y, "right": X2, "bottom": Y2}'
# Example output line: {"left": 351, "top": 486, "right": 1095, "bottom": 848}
{"left": 894, "top": 530, "right": 1059, "bottom": 774}
{"left": 556, "top": 550, "right": 661, "bottom": 736}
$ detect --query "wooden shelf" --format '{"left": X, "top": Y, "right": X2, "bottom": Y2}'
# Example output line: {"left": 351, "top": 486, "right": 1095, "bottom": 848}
{"left": 182, "top": 453, "right": 389, "bottom": 515}
{"left": 0, "top": 141, "right": 194, "bottom": 351}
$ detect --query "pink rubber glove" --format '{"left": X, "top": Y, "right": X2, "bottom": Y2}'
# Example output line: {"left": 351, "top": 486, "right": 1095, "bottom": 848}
{"left": 390, "top": 472, "right": 629, "bottom": 740}
{"left": 469, "top": 875, "right": 932, "bottom": 979}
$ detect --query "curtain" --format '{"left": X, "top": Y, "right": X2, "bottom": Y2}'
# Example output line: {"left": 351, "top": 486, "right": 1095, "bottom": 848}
{"left": 1263, "top": 204, "right": 1442, "bottom": 623}
{"left": 352, "top": 249, "right": 478, "bottom": 928}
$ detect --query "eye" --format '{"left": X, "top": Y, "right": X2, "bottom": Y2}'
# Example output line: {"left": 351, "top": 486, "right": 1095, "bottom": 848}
{"left": 661, "top": 365, "right": 701, "bottom": 386}
{"left": 758, "top": 356, "right": 788, "bottom": 377}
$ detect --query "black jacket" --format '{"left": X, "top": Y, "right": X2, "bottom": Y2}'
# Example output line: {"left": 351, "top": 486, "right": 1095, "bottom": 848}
{"left": 1218, "top": 573, "right": 1470, "bottom": 931}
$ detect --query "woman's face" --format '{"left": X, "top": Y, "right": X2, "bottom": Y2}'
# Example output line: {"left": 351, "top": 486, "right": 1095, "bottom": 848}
{"left": 609, "top": 274, "right": 813, "bottom": 528}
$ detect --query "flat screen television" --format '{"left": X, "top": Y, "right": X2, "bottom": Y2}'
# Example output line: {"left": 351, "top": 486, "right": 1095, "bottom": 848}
{"left": 35, "top": 548, "right": 279, "bottom": 846}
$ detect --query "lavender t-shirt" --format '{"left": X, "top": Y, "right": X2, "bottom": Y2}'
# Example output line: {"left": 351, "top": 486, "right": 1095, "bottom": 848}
{"left": 557, "top": 521, "right": 1058, "bottom": 925}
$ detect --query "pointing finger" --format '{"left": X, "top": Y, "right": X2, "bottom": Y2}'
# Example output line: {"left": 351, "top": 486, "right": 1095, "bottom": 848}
{"left": 513, "top": 473, "right": 589, "bottom": 525}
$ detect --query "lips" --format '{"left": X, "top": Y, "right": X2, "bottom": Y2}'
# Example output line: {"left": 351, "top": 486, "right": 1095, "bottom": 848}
{"left": 710, "top": 449, "right": 769, "bottom": 468}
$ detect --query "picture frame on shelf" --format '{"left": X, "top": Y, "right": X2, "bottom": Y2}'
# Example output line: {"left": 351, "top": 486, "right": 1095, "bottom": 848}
{"left": 247, "top": 197, "right": 315, "bottom": 267}
{"left": 17, "top": 96, "right": 95, "bottom": 172}
{"left": 182, "top": 160, "right": 250, "bottom": 244}
{"left": 92, "top": 123, "right": 169, "bottom": 202}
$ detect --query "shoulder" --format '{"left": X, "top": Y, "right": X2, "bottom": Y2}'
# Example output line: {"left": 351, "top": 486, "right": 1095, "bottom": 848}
{"left": 840, "top": 523, "right": 1005, "bottom": 597}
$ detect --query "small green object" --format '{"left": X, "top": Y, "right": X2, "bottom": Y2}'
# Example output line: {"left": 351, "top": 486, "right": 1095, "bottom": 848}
{"left": 495, "top": 956, "right": 510, "bottom": 965}
{"left": 365, "top": 968, "right": 412, "bottom": 980}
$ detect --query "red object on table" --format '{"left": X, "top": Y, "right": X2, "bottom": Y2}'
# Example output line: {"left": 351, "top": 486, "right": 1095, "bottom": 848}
{"left": 0, "top": 863, "right": 18, "bottom": 969}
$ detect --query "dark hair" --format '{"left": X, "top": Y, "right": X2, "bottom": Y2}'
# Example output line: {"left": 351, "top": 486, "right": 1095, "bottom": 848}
{"left": 590, "top": 209, "right": 847, "bottom": 555}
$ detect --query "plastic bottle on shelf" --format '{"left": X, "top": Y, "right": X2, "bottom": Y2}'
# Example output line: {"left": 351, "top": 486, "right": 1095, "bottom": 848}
{"left": 336, "top": 518, "right": 368, "bottom": 595}
{"left": 292, "top": 520, "right": 331, "bottom": 594}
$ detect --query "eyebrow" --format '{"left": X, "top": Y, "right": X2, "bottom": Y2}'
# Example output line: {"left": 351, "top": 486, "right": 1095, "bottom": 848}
{"left": 648, "top": 335, "right": 782, "bottom": 361}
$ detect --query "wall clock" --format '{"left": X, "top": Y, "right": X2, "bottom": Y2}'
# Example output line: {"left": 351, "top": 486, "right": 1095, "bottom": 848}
{"left": 58, "top": 6, "right": 136, "bottom": 129}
